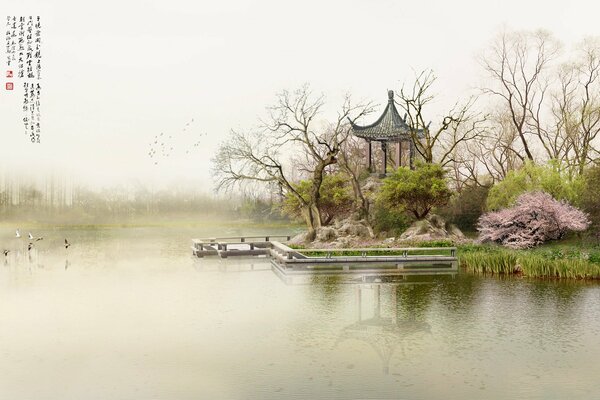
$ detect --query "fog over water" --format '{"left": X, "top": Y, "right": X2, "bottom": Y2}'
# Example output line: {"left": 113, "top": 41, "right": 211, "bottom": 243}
{"left": 2, "top": 0, "right": 600, "bottom": 189}
{"left": 0, "top": 227, "right": 599, "bottom": 399}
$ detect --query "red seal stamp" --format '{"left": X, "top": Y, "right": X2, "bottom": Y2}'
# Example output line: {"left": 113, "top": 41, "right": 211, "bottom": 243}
{"left": 6, "top": 70, "right": 12, "bottom": 78}
{"left": 5, "top": 82, "right": 13, "bottom": 90}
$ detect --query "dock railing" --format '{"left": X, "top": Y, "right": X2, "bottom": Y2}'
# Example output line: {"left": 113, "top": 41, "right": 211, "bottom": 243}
{"left": 192, "top": 235, "right": 457, "bottom": 272}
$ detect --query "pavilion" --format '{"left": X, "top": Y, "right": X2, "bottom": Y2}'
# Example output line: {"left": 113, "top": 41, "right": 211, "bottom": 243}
{"left": 349, "top": 90, "right": 423, "bottom": 174}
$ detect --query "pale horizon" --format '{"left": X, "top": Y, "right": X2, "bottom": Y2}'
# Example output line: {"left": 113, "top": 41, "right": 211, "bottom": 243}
{"left": 1, "top": 0, "right": 598, "bottom": 190}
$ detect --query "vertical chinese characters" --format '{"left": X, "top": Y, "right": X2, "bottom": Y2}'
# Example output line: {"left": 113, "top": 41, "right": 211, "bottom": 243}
{"left": 5, "top": 15, "right": 42, "bottom": 143}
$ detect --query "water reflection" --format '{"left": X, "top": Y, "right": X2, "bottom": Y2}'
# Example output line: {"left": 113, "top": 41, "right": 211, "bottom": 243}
{"left": 1, "top": 227, "right": 600, "bottom": 399}
{"left": 336, "top": 283, "right": 431, "bottom": 375}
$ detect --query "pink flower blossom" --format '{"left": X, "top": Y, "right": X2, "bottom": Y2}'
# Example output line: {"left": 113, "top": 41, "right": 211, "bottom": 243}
{"left": 477, "top": 191, "right": 590, "bottom": 249}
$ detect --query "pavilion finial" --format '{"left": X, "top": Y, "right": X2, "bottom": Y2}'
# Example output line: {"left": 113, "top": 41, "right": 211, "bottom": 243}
{"left": 388, "top": 90, "right": 394, "bottom": 102}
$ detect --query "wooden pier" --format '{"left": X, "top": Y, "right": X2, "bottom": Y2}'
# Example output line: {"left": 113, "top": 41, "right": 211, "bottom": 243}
{"left": 192, "top": 235, "right": 458, "bottom": 275}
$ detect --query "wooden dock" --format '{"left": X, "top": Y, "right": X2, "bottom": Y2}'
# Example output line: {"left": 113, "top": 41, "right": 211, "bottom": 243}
{"left": 192, "top": 235, "right": 458, "bottom": 275}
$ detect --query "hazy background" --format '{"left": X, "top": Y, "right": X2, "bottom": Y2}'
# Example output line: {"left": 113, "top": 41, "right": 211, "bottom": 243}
{"left": 1, "top": 0, "right": 598, "bottom": 190}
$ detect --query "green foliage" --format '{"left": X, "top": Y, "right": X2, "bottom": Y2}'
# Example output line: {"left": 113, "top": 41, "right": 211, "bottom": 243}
{"left": 439, "top": 185, "right": 489, "bottom": 232}
{"left": 486, "top": 161, "right": 583, "bottom": 211}
{"left": 281, "top": 173, "right": 353, "bottom": 225}
{"left": 371, "top": 201, "right": 410, "bottom": 236}
{"left": 377, "top": 163, "right": 452, "bottom": 220}
{"left": 588, "top": 251, "right": 600, "bottom": 264}
{"left": 413, "top": 239, "right": 455, "bottom": 248}
{"left": 579, "top": 164, "right": 600, "bottom": 234}
{"left": 298, "top": 247, "right": 456, "bottom": 257}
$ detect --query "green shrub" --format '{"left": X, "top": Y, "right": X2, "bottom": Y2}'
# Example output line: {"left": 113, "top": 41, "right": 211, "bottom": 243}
{"left": 580, "top": 164, "right": 600, "bottom": 235}
{"left": 377, "top": 163, "right": 452, "bottom": 219}
{"left": 587, "top": 250, "right": 600, "bottom": 264}
{"left": 281, "top": 173, "right": 353, "bottom": 225}
{"left": 438, "top": 185, "right": 489, "bottom": 232}
{"left": 371, "top": 202, "right": 411, "bottom": 236}
{"left": 486, "top": 161, "right": 582, "bottom": 211}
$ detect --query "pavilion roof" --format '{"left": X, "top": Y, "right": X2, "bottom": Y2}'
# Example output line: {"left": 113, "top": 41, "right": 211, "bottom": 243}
{"left": 350, "top": 90, "right": 423, "bottom": 141}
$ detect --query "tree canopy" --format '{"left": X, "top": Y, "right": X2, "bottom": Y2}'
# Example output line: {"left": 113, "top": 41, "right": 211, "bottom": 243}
{"left": 377, "top": 163, "right": 452, "bottom": 220}
{"left": 485, "top": 161, "right": 583, "bottom": 211}
{"left": 281, "top": 173, "right": 353, "bottom": 225}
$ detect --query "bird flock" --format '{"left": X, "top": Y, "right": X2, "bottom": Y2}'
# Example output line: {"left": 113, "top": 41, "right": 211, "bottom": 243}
{"left": 2, "top": 229, "right": 71, "bottom": 259}
{"left": 147, "top": 118, "right": 207, "bottom": 165}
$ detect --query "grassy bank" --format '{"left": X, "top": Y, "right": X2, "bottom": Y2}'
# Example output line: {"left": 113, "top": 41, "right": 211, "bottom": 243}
{"left": 459, "top": 242, "right": 600, "bottom": 279}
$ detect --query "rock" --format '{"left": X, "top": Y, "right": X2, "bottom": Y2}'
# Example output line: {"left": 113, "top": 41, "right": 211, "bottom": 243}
{"left": 339, "top": 221, "right": 370, "bottom": 237}
{"left": 331, "top": 236, "right": 351, "bottom": 248}
{"left": 288, "top": 218, "right": 375, "bottom": 248}
{"left": 383, "top": 237, "right": 396, "bottom": 244}
{"left": 399, "top": 214, "right": 465, "bottom": 242}
{"left": 447, "top": 224, "right": 466, "bottom": 239}
{"left": 361, "top": 177, "right": 382, "bottom": 193}
{"left": 316, "top": 226, "right": 337, "bottom": 242}
{"left": 288, "top": 232, "right": 310, "bottom": 245}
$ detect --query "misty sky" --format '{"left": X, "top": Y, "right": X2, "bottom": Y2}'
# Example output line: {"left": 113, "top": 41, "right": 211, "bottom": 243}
{"left": 1, "top": 0, "right": 598, "bottom": 190}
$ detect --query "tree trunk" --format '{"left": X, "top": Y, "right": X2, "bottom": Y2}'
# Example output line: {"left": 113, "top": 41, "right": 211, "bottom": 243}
{"left": 348, "top": 176, "right": 370, "bottom": 221}
{"left": 302, "top": 203, "right": 322, "bottom": 241}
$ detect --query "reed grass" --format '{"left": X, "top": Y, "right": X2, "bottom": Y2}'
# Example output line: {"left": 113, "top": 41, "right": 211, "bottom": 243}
{"left": 460, "top": 251, "right": 517, "bottom": 274}
{"left": 461, "top": 248, "right": 600, "bottom": 279}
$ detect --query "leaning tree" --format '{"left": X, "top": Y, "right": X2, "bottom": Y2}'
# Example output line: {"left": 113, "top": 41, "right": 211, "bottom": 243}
{"left": 211, "top": 85, "right": 373, "bottom": 240}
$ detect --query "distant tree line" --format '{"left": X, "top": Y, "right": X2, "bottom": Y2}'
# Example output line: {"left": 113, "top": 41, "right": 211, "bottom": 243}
{"left": 0, "top": 178, "right": 278, "bottom": 224}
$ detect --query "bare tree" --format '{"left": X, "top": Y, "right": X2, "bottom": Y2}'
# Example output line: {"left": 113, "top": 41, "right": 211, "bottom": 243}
{"left": 481, "top": 29, "right": 561, "bottom": 161}
{"left": 212, "top": 85, "right": 373, "bottom": 240}
{"left": 397, "top": 70, "right": 486, "bottom": 167}
{"left": 337, "top": 133, "right": 371, "bottom": 221}
{"left": 552, "top": 39, "right": 600, "bottom": 175}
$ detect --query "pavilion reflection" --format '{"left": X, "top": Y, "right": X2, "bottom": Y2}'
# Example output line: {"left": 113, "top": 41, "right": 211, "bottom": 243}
{"left": 335, "top": 282, "right": 433, "bottom": 375}
{"left": 191, "top": 257, "right": 272, "bottom": 273}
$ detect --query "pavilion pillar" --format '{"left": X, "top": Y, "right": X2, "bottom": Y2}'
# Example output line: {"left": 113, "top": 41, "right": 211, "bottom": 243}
{"left": 395, "top": 141, "right": 402, "bottom": 168}
{"left": 366, "top": 140, "right": 372, "bottom": 173}
{"left": 373, "top": 285, "right": 381, "bottom": 318}
{"left": 381, "top": 142, "right": 387, "bottom": 174}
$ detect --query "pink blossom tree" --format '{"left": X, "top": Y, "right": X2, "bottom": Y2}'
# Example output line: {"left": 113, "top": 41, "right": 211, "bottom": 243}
{"left": 477, "top": 191, "right": 590, "bottom": 249}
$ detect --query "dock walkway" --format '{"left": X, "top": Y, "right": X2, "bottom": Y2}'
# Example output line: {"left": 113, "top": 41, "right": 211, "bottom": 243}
{"left": 192, "top": 235, "right": 458, "bottom": 275}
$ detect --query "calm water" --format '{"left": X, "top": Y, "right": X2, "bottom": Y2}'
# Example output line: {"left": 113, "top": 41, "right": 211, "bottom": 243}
{"left": 1, "top": 226, "right": 599, "bottom": 399}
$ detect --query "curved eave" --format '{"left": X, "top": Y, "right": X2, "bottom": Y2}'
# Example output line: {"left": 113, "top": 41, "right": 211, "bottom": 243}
{"left": 351, "top": 128, "right": 425, "bottom": 141}
{"left": 352, "top": 132, "right": 412, "bottom": 141}
{"left": 348, "top": 97, "right": 425, "bottom": 140}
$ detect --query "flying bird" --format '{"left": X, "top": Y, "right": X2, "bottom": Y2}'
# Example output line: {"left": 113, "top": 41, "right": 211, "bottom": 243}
{"left": 15, "top": 229, "right": 21, "bottom": 238}
{"left": 28, "top": 243, "right": 33, "bottom": 251}
{"left": 3, "top": 250, "right": 9, "bottom": 256}
{"left": 28, "top": 232, "right": 43, "bottom": 241}
{"left": 64, "top": 239, "right": 70, "bottom": 249}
